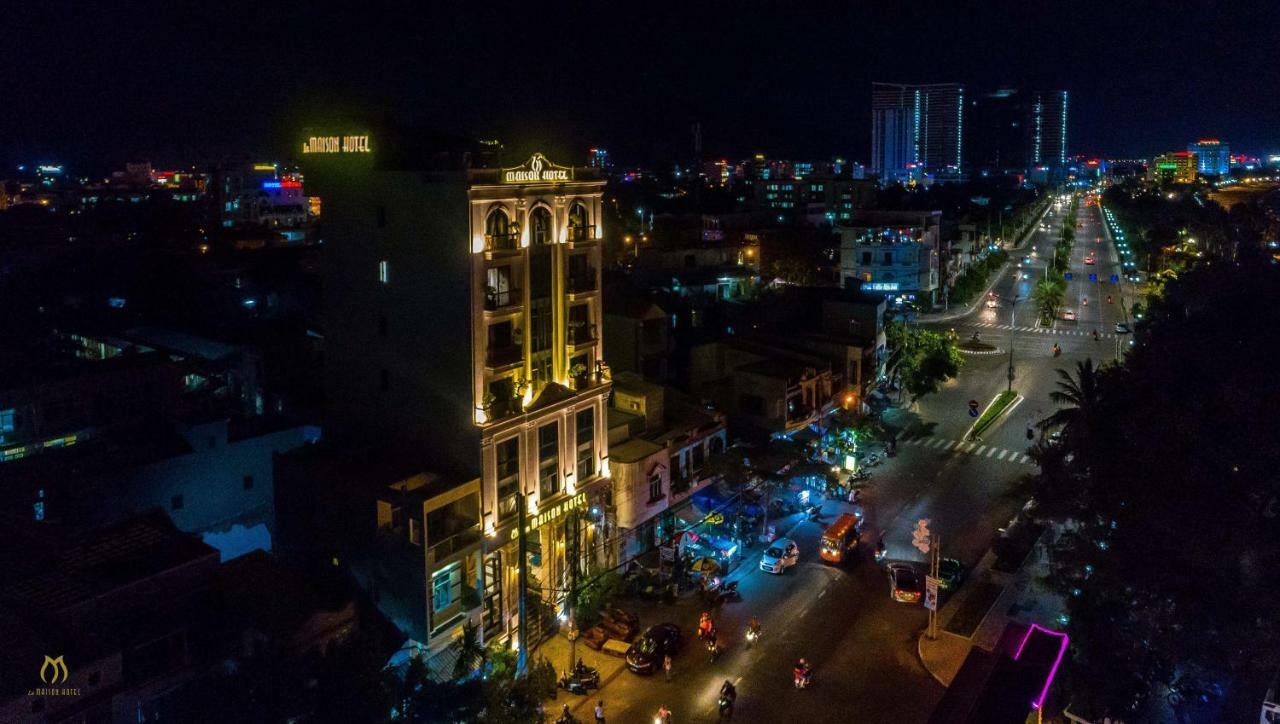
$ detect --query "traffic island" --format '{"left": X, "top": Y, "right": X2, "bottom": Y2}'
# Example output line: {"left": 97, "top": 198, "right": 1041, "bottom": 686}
{"left": 966, "top": 390, "right": 1020, "bottom": 441}
{"left": 918, "top": 631, "right": 974, "bottom": 687}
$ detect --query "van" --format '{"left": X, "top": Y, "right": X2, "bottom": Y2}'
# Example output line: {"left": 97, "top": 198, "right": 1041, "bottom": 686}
{"left": 820, "top": 513, "right": 860, "bottom": 564}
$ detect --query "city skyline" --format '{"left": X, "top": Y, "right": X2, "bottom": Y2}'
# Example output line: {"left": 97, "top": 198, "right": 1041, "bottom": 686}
{"left": 2, "top": 3, "right": 1278, "bottom": 166}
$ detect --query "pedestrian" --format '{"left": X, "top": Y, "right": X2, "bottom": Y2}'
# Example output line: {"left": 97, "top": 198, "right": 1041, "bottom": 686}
{"left": 663, "top": 653, "right": 673, "bottom": 682}
{"left": 594, "top": 700, "right": 605, "bottom": 724}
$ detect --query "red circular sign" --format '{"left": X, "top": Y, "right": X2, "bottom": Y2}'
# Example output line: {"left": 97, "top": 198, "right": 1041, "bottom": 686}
{"left": 968, "top": 400, "right": 979, "bottom": 410}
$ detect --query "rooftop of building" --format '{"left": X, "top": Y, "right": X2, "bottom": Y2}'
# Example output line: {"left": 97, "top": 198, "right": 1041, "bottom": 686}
{"left": 736, "top": 354, "right": 828, "bottom": 382}
{"left": 609, "top": 436, "right": 666, "bottom": 463}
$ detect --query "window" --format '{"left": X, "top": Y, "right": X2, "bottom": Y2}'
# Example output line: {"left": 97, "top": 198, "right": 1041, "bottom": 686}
{"left": 486, "top": 266, "right": 513, "bottom": 308}
{"left": 171, "top": 494, "right": 184, "bottom": 511}
{"left": 861, "top": 251, "right": 872, "bottom": 265}
{"left": 378, "top": 260, "right": 389, "bottom": 284}
{"left": 486, "top": 208, "right": 510, "bottom": 237}
{"left": 379, "top": 369, "right": 389, "bottom": 392}
{"left": 576, "top": 408, "right": 595, "bottom": 480}
{"left": 243, "top": 475, "right": 254, "bottom": 491}
{"left": 530, "top": 207, "right": 553, "bottom": 245}
{"left": 648, "top": 472, "right": 663, "bottom": 503}
{"left": 691, "top": 442, "right": 705, "bottom": 472}
{"left": 482, "top": 555, "right": 503, "bottom": 630}
{"left": 883, "top": 252, "right": 893, "bottom": 265}
{"left": 538, "top": 422, "right": 559, "bottom": 498}
{"left": 496, "top": 438, "right": 520, "bottom": 520}
{"left": 432, "top": 566, "right": 460, "bottom": 613}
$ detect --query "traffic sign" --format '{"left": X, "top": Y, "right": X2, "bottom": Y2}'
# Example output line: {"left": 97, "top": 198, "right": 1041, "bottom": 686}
{"left": 1088, "top": 273, "right": 1098, "bottom": 282}
{"left": 969, "top": 407, "right": 979, "bottom": 418}
{"left": 1064, "top": 272, "right": 1073, "bottom": 281}
{"left": 1110, "top": 274, "right": 1120, "bottom": 283}
{"left": 924, "top": 576, "right": 939, "bottom": 611}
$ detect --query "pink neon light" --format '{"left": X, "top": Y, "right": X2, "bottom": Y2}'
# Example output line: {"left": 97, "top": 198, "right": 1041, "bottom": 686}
{"left": 1012, "top": 623, "right": 1069, "bottom": 710}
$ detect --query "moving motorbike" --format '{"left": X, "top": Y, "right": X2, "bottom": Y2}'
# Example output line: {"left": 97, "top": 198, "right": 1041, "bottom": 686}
{"left": 745, "top": 619, "right": 761, "bottom": 647}
{"left": 706, "top": 636, "right": 720, "bottom": 663}
{"left": 1052, "top": 344, "right": 1061, "bottom": 357}
{"left": 793, "top": 661, "right": 813, "bottom": 690}
{"left": 655, "top": 706, "right": 673, "bottom": 724}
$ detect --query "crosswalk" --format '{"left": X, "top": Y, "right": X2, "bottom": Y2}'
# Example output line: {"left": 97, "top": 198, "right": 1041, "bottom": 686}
{"left": 965, "top": 321, "right": 1115, "bottom": 339}
{"left": 900, "top": 435, "right": 1036, "bottom": 465}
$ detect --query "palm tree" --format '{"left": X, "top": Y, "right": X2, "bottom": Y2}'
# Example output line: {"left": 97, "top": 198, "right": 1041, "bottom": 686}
{"left": 1033, "top": 278, "right": 1066, "bottom": 321}
{"left": 451, "top": 621, "right": 487, "bottom": 680}
{"left": 1039, "top": 359, "right": 1103, "bottom": 441}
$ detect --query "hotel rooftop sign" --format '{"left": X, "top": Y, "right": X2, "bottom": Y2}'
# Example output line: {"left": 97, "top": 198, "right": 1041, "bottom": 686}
{"left": 503, "top": 153, "right": 572, "bottom": 183}
{"left": 302, "top": 135, "right": 371, "bottom": 154}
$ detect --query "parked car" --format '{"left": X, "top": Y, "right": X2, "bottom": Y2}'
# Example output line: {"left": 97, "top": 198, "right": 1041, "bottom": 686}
{"left": 625, "top": 623, "right": 683, "bottom": 675}
{"left": 938, "top": 558, "right": 965, "bottom": 592}
{"left": 1115, "top": 322, "right": 1131, "bottom": 334}
{"left": 888, "top": 563, "right": 923, "bottom": 603}
{"left": 760, "top": 538, "right": 799, "bottom": 574}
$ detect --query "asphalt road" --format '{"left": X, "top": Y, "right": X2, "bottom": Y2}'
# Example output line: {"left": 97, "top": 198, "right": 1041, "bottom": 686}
{"left": 588, "top": 196, "right": 1125, "bottom": 723}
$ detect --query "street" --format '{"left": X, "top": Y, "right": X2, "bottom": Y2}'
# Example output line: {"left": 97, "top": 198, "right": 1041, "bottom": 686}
{"left": 567, "top": 196, "right": 1122, "bottom": 723}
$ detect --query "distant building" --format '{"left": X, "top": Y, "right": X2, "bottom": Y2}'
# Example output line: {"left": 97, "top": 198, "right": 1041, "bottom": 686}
{"left": 1187, "top": 139, "right": 1230, "bottom": 175}
{"left": 1027, "top": 90, "right": 1069, "bottom": 171}
{"left": 966, "top": 89, "right": 1028, "bottom": 178}
{"left": 838, "top": 210, "right": 943, "bottom": 306}
{"left": 1149, "top": 151, "right": 1198, "bottom": 184}
{"left": 588, "top": 147, "right": 611, "bottom": 170}
{"left": 872, "top": 82, "right": 966, "bottom": 182}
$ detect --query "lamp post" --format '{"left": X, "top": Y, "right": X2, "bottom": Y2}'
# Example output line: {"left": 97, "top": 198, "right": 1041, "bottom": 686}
{"left": 1005, "top": 295, "right": 1021, "bottom": 392}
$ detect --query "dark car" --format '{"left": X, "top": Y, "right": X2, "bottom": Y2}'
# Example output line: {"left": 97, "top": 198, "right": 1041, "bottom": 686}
{"left": 938, "top": 558, "right": 964, "bottom": 592}
{"left": 888, "top": 563, "right": 923, "bottom": 603}
{"left": 625, "top": 623, "right": 682, "bottom": 674}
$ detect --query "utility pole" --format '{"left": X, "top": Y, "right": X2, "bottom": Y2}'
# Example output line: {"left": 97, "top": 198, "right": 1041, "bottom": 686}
{"left": 516, "top": 492, "right": 529, "bottom": 676}
{"left": 929, "top": 533, "right": 940, "bottom": 640}
{"left": 567, "top": 507, "right": 581, "bottom": 675}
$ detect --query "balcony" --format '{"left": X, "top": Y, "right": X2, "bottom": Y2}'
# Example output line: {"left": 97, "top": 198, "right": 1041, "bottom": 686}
{"left": 566, "top": 271, "right": 597, "bottom": 297}
{"left": 485, "top": 344, "right": 523, "bottom": 370}
{"left": 567, "top": 226, "right": 598, "bottom": 243}
{"left": 567, "top": 322, "right": 597, "bottom": 348}
{"left": 484, "top": 287, "right": 522, "bottom": 313}
{"left": 484, "top": 232, "right": 521, "bottom": 257}
{"left": 429, "top": 526, "right": 484, "bottom": 565}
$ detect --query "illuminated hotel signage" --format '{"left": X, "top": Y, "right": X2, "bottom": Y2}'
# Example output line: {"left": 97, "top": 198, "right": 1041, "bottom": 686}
{"left": 503, "top": 153, "right": 573, "bottom": 183}
{"left": 865, "top": 282, "right": 900, "bottom": 292}
{"left": 509, "top": 492, "right": 587, "bottom": 539}
{"left": 302, "top": 135, "right": 371, "bottom": 154}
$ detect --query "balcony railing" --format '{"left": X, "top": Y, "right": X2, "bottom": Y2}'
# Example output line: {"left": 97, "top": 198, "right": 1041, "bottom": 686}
{"left": 428, "top": 526, "right": 483, "bottom": 563}
{"left": 484, "top": 288, "right": 521, "bottom": 311}
{"left": 486, "top": 344, "right": 523, "bottom": 368}
{"left": 567, "top": 226, "right": 597, "bottom": 241}
{"left": 567, "top": 323, "right": 597, "bottom": 346}
{"left": 485, "top": 232, "right": 520, "bottom": 252}
{"left": 567, "top": 272, "right": 597, "bottom": 294}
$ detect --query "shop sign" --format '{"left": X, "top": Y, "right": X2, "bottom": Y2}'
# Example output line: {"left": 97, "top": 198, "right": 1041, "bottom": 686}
{"left": 510, "top": 493, "right": 587, "bottom": 539}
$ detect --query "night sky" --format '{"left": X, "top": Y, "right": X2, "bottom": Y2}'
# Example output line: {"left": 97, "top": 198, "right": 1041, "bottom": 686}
{"left": 4, "top": 0, "right": 1278, "bottom": 168}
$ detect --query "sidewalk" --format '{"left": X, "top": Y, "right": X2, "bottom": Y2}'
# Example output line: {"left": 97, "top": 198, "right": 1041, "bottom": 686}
{"left": 916, "top": 527, "right": 1068, "bottom": 688}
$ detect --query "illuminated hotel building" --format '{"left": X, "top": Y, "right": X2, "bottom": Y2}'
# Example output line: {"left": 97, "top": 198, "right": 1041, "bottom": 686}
{"left": 1187, "top": 139, "right": 1229, "bottom": 176}
{"left": 1148, "top": 151, "right": 1199, "bottom": 184}
{"left": 301, "top": 128, "right": 613, "bottom": 659}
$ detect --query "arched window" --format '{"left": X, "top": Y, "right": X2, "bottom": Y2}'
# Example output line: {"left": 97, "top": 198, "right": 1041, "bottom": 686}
{"left": 485, "top": 209, "right": 513, "bottom": 250}
{"left": 568, "top": 202, "right": 590, "bottom": 240}
{"left": 529, "top": 207, "right": 553, "bottom": 246}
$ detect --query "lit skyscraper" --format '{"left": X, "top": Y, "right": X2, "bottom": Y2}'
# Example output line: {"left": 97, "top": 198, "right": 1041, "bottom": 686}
{"left": 1028, "top": 90, "right": 1069, "bottom": 168}
{"left": 871, "top": 82, "right": 965, "bottom": 181}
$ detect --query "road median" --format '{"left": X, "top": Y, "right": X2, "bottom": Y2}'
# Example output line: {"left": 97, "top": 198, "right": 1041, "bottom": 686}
{"left": 966, "top": 390, "right": 1019, "bottom": 440}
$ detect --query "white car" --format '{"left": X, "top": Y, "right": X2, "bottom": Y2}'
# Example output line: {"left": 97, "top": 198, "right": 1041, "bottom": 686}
{"left": 760, "top": 538, "right": 799, "bottom": 574}
{"left": 985, "top": 297, "right": 999, "bottom": 309}
{"left": 1062, "top": 309, "right": 1077, "bottom": 321}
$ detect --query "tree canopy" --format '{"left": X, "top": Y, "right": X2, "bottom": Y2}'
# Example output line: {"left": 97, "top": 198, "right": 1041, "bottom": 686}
{"left": 1027, "top": 259, "right": 1280, "bottom": 719}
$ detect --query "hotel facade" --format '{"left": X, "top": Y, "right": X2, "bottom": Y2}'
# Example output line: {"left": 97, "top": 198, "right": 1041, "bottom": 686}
{"left": 300, "top": 128, "right": 614, "bottom": 665}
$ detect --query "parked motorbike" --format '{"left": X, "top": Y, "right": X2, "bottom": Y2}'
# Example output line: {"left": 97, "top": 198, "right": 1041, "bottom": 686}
{"left": 701, "top": 577, "right": 739, "bottom": 605}
{"left": 557, "top": 660, "right": 600, "bottom": 694}
{"left": 806, "top": 504, "right": 822, "bottom": 521}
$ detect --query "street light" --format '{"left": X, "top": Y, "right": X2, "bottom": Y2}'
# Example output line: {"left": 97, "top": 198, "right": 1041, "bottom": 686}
{"left": 1005, "top": 295, "right": 1022, "bottom": 392}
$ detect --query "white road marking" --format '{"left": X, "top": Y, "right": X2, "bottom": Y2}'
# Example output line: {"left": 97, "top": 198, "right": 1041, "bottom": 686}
{"left": 986, "top": 447, "right": 999, "bottom": 458}
{"left": 974, "top": 445, "right": 987, "bottom": 455}
{"left": 998, "top": 449, "right": 1010, "bottom": 460}
{"left": 944, "top": 440, "right": 957, "bottom": 451}
{"left": 1019, "top": 454, "right": 1031, "bottom": 464}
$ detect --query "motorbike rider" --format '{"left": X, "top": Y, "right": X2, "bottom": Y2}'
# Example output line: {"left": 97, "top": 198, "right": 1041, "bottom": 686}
{"left": 794, "top": 658, "right": 812, "bottom": 688}
{"left": 557, "top": 704, "right": 577, "bottom": 724}
{"left": 699, "top": 612, "right": 714, "bottom": 640}
{"left": 1106, "top": 295, "right": 1113, "bottom": 304}
{"left": 720, "top": 680, "right": 737, "bottom": 715}
{"left": 748, "top": 617, "right": 761, "bottom": 638}
{"left": 1093, "top": 330, "right": 1100, "bottom": 341}
{"left": 656, "top": 705, "right": 673, "bottom": 724}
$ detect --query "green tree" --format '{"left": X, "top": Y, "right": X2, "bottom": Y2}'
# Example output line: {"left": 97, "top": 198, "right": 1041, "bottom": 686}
{"left": 890, "top": 326, "right": 964, "bottom": 402}
{"left": 451, "top": 621, "right": 487, "bottom": 679}
{"left": 1032, "top": 278, "right": 1066, "bottom": 321}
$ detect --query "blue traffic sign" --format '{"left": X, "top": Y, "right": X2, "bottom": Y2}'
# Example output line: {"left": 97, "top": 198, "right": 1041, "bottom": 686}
{"left": 1110, "top": 274, "right": 1120, "bottom": 283}
{"left": 1088, "top": 273, "right": 1098, "bottom": 282}
{"left": 1064, "top": 272, "right": 1073, "bottom": 281}
{"left": 968, "top": 408, "right": 979, "bottom": 418}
